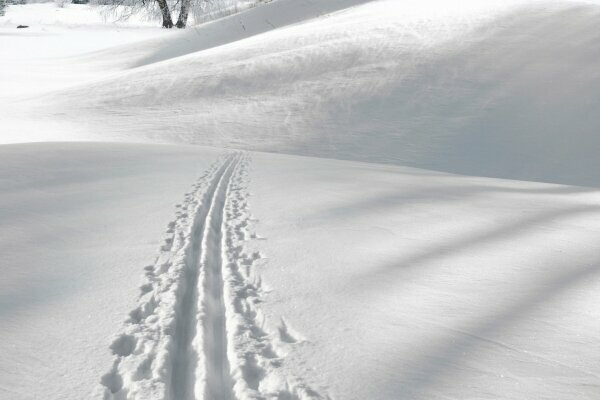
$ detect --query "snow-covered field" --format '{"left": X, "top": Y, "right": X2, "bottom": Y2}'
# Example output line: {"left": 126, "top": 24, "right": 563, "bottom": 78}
{"left": 1, "top": 1, "right": 600, "bottom": 400}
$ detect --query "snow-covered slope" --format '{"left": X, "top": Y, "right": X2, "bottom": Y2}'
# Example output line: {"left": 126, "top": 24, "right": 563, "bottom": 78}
{"left": 1, "top": 144, "right": 599, "bottom": 400}
{"left": 249, "top": 152, "right": 600, "bottom": 400}
{"left": 2, "top": 1, "right": 600, "bottom": 400}
{"left": 8, "top": 0, "right": 598, "bottom": 186}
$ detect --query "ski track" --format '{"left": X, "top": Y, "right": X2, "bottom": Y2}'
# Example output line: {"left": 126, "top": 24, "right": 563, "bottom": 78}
{"left": 97, "top": 152, "right": 327, "bottom": 400}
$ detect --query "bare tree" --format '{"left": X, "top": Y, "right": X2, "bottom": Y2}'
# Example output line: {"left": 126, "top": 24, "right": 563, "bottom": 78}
{"left": 99, "top": 0, "right": 263, "bottom": 29}
{"left": 175, "top": 0, "right": 191, "bottom": 28}
{"left": 156, "top": 0, "right": 174, "bottom": 27}
{"left": 98, "top": 0, "right": 174, "bottom": 28}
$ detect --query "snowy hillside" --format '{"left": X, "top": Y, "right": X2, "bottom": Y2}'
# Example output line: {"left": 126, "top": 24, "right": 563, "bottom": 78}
{"left": 1, "top": 1, "right": 600, "bottom": 400}
{"left": 4, "top": 0, "right": 600, "bottom": 185}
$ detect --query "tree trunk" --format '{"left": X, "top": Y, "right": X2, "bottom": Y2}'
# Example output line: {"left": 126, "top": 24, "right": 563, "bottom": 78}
{"left": 176, "top": 0, "right": 191, "bottom": 29}
{"left": 156, "top": 0, "right": 173, "bottom": 28}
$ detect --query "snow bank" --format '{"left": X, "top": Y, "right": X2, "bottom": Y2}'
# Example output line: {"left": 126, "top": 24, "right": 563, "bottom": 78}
{"left": 17, "top": 0, "right": 600, "bottom": 186}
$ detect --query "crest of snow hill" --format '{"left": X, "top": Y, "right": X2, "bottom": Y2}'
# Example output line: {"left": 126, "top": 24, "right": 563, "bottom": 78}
{"left": 33, "top": 0, "right": 600, "bottom": 187}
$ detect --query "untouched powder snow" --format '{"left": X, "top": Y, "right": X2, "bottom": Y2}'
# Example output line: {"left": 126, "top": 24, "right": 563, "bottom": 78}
{"left": 248, "top": 152, "right": 600, "bottom": 400}
{"left": 0, "top": 4, "right": 167, "bottom": 138}
{"left": 1, "top": 1, "right": 600, "bottom": 400}
{"left": 2, "top": 0, "right": 599, "bottom": 186}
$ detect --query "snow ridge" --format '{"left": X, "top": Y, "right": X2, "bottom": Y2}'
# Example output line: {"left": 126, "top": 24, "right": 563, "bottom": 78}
{"left": 97, "top": 152, "right": 327, "bottom": 400}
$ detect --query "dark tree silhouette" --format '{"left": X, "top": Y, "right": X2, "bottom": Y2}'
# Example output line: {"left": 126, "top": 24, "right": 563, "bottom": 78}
{"left": 156, "top": 0, "right": 174, "bottom": 28}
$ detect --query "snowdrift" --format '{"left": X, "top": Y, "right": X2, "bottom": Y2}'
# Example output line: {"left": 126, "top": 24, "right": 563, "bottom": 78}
{"left": 2, "top": 2, "right": 600, "bottom": 400}
{"left": 34, "top": 0, "right": 600, "bottom": 187}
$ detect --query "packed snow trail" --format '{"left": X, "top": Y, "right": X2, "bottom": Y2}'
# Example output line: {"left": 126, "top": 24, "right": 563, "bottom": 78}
{"left": 98, "top": 152, "right": 326, "bottom": 400}
{"left": 171, "top": 155, "right": 237, "bottom": 400}
{"left": 197, "top": 156, "right": 237, "bottom": 400}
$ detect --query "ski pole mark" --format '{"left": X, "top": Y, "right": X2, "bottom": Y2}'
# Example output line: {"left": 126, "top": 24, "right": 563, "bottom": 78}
{"left": 220, "top": 154, "right": 328, "bottom": 400}
{"left": 97, "top": 154, "right": 235, "bottom": 400}
{"left": 97, "top": 152, "right": 328, "bottom": 400}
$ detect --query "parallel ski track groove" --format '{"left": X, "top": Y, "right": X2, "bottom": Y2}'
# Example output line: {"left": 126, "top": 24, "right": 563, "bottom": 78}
{"left": 99, "top": 152, "right": 328, "bottom": 400}
{"left": 197, "top": 153, "right": 240, "bottom": 400}
{"left": 171, "top": 154, "right": 238, "bottom": 400}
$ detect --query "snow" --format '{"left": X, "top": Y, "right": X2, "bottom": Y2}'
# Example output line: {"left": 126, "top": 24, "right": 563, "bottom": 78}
{"left": 3, "top": 0, "right": 600, "bottom": 185}
{"left": 248, "top": 152, "right": 600, "bottom": 399}
{"left": 0, "top": 3, "right": 160, "bottom": 27}
{"left": 1, "top": 1, "right": 600, "bottom": 399}
{"left": 0, "top": 143, "right": 222, "bottom": 399}
{"left": 2, "top": 144, "right": 599, "bottom": 400}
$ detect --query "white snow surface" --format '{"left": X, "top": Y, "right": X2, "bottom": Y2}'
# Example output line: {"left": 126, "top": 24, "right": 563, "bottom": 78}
{"left": 3, "top": 0, "right": 600, "bottom": 185}
{"left": 2, "top": 144, "right": 600, "bottom": 400}
{"left": 1, "top": 1, "right": 600, "bottom": 400}
{"left": 0, "top": 143, "right": 222, "bottom": 399}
